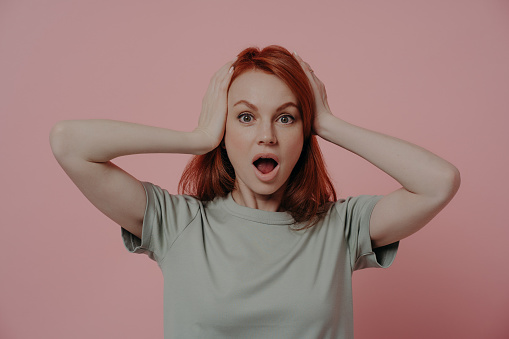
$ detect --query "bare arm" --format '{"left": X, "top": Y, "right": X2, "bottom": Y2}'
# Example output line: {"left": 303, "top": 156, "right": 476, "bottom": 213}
{"left": 315, "top": 116, "right": 460, "bottom": 248}
{"left": 294, "top": 52, "right": 461, "bottom": 248}
{"left": 50, "top": 59, "right": 235, "bottom": 238}
{"left": 50, "top": 119, "right": 211, "bottom": 161}
{"left": 49, "top": 120, "right": 205, "bottom": 238}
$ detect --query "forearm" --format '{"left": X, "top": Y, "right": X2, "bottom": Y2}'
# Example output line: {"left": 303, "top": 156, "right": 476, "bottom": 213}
{"left": 50, "top": 119, "right": 210, "bottom": 162}
{"left": 317, "top": 114, "right": 460, "bottom": 198}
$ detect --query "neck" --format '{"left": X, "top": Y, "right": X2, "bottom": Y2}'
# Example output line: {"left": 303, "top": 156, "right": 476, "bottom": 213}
{"left": 231, "top": 185, "right": 286, "bottom": 212}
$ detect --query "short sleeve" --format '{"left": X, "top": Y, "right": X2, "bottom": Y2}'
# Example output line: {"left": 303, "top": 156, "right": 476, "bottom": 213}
{"left": 335, "top": 195, "right": 399, "bottom": 271}
{"left": 121, "top": 181, "right": 201, "bottom": 263}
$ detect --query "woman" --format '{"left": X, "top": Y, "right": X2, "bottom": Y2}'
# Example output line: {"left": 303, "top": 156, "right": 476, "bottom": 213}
{"left": 50, "top": 45, "right": 460, "bottom": 338}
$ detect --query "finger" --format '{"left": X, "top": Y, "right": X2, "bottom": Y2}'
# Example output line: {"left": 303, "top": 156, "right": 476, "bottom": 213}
{"left": 219, "top": 59, "right": 236, "bottom": 77}
{"left": 220, "top": 57, "right": 236, "bottom": 70}
{"left": 223, "top": 58, "right": 237, "bottom": 73}
{"left": 209, "top": 58, "right": 237, "bottom": 91}
{"left": 219, "top": 59, "right": 236, "bottom": 88}
{"left": 211, "top": 58, "right": 236, "bottom": 82}
{"left": 294, "top": 53, "right": 319, "bottom": 87}
{"left": 293, "top": 51, "right": 314, "bottom": 73}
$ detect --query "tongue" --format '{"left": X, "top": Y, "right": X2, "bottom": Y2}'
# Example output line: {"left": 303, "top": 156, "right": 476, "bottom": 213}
{"left": 255, "top": 159, "right": 277, "bottom": 174}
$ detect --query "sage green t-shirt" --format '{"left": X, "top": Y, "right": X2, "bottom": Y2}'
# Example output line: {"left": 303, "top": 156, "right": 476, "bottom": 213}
{"left": 122, "top": 181, "right": 399, "bottom": 339}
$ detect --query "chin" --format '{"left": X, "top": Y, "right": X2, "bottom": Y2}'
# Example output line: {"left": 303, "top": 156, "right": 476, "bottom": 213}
{"left": 248, "top": 181, "right": 287, "bottom": 197}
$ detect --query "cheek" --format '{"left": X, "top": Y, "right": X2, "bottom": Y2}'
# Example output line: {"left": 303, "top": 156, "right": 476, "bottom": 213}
{"left": 292, "top": 140, "right": 304, "bottom": 162}
{"left": 284, "top": 132, "right": 304, "bottom": 165}
{"left": 224, "top": 123, "right": 240, "bottom": 150}
{"left": 284, "top": 126, "right": 304, "bottom": 147}
{"left": 224, "top": 123, "right": 251, "bottom": 160}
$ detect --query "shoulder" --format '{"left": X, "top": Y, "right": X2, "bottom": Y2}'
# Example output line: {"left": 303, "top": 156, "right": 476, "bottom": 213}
{"left": 142, "top": 181, "right": 201, "bottom": 202}
{"left": 141, "top": 181, "right": 204, "bottom": 218}
{"left": 332, "top": 195, "right": 384, "bottom": 222}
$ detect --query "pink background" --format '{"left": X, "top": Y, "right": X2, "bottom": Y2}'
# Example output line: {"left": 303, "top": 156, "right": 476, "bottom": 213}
{"left": 1, "top": 0, "right": 508, "bottom": 338}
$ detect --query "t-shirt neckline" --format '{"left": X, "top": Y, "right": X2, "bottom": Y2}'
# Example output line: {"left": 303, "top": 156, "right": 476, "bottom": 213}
{"left": 221, "top": 192, "right": 295, "bottom": 225}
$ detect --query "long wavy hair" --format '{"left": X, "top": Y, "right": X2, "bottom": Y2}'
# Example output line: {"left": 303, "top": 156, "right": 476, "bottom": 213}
{"left": 179, "top": 45, "right": 337, "bottom": 230}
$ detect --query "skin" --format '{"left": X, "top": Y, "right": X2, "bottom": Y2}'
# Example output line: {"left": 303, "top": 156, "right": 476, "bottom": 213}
{"left": 51, "top": 53, "right": 460, "bottom": 248}
{"left": 292, "top": 52, "right": 460, "bottom": 247}
{"left": 194, "top": 54, "right": 459, "bottom": 248}
{"left": 225, "top": 70, "right": 304, "bottom": 212}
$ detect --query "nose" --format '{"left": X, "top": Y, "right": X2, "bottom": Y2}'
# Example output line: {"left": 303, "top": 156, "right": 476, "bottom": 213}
{"left": 257, "top": 122, "right": 277, "bottom": 145}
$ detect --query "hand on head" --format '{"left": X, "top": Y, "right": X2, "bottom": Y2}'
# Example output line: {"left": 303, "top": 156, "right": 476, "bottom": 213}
{"left": 194, "top": 50, "right": 334, "bottom": 153}
{"left": 193, "top": 58, "right": 236, "bottom": 153}
{"left": 292, "top": 51, "right": 334, "bottom": 136}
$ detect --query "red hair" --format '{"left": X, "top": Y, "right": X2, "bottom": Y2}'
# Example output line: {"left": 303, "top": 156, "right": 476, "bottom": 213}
{"left": 179, "top": 45, "right": 337, "bottom": 230}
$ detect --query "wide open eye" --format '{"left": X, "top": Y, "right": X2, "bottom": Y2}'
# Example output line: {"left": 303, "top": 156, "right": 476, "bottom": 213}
{"left": 278, "top": 115, "right": 295, "bottom": 124}
{"left": 238, "top": 113, "right": 253, "bottom": 123}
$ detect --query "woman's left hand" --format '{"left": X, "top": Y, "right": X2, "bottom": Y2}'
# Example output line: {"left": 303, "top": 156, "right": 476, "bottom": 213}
{"left": 294, "top": 53, "right": 460, "bottom": 250}
{"left": 293, "top": 51, "right": 335, "bottom": 136}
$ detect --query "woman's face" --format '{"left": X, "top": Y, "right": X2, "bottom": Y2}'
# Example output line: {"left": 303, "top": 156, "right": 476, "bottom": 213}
{"left": 225, "top": 69, "right": 304, "bottom": 199}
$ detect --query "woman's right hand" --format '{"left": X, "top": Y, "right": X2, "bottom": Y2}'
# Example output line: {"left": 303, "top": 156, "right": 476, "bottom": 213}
{"left": 193, "top": 58, "right": 236, "bottom": 153}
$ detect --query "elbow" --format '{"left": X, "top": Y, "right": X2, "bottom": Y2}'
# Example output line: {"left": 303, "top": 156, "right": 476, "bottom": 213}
{"left": 452, "top": 165, "right": 461, "bottom": 192}
{"left": 447, "top": 165, "right": 461, "bottom": 195}
{"left": 49, "top": 120, "right": 73, "bottom": 159}
{"left": 436, "top": 165, "right": 461, "bottom": 202}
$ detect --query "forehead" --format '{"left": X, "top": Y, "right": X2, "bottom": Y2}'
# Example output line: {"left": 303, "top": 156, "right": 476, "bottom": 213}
{"left": 228, "top": 69, "right": 297, "bottom": 106}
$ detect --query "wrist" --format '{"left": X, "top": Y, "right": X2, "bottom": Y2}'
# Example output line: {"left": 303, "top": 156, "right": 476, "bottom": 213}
{"left": 315, "top": 114, "right": 351, "bottom": 145}
{"left": 314, "top": 113, "right": 336, "bottom": 138}
{"left": 189, "top": 130, "right": 221, "bottom": 155}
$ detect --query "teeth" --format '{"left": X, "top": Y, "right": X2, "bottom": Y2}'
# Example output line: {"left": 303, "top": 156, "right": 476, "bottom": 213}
{"left": 253, "top": 154, "right": 279, "bottom": 165}
{"left": 255, "top": 156, "right": 277, "bottom": 163}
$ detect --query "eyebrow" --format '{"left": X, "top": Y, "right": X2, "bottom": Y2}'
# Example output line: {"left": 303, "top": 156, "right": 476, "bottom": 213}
{"left": 233, "top": 100, "right": 299, "bottom": 113}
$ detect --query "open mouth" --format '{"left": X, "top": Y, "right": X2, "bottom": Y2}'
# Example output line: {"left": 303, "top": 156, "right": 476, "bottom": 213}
{"left": 252, "top": 155, "right": 279, "bottom": 174}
